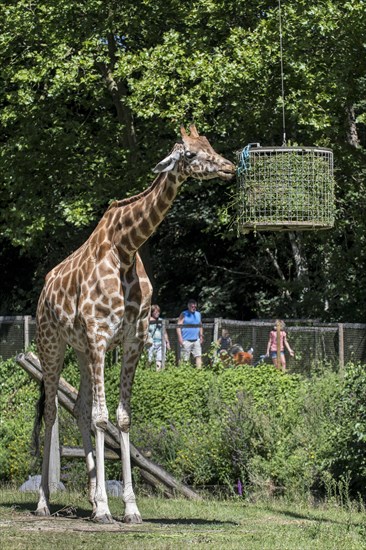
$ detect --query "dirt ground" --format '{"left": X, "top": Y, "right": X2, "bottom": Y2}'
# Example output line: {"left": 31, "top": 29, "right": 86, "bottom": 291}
{"left": 0, "top": 506, "right": 147, "bottom": 534}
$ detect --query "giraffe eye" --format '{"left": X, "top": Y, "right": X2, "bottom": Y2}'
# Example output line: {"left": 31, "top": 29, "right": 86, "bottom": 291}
{"left": 185, "top": 151, "right": 197, "bottom": 159}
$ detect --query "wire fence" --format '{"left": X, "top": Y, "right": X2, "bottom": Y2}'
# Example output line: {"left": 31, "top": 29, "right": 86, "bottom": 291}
{"left": 0, "top": 316, "right": 35, "bottom": 361}
{"left": 164, "top": 318, "right": 366, "bottom": 374}
{"left": 1, "top": 316, "right": 366, "bottom": 374}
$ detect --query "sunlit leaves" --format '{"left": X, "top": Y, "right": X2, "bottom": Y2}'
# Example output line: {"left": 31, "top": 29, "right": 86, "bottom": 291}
{"left": 1, "top": 0, "right": 366, "bottom": 320}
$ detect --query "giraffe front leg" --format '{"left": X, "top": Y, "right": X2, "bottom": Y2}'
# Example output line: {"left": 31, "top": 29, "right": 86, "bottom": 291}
{"left": 117, "top": 335, "right": 143, "bottom": 524}
{"left": 92, "top": 427, "right": 114, "bottom": 524}
{"left": 74, "top": 351, "right": 98, "bottom": 515}
{"left": 91, "top": 399, "right": 114, "bottom": 524}
{"left": 74, "top": 396, "right": 98, "bottom": 515}
{"left": 116, "top": 404, "right": 142, "bottom": 524}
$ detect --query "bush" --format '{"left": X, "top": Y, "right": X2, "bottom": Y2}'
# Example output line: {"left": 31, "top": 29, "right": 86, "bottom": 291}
{"left": 2, "top": 352, "right": 366, "bottom": 503}
{"left": 130, "top": 363, "right": 304, "bottom": 493}
{"left": 322, "top": 362, "right": 366, "bottom": 497}
{"left": 0, "top": 357, "right": 39, "bottom": 481}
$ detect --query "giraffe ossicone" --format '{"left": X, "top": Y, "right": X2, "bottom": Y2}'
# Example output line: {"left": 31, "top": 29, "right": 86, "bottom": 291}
{"left": 33, "top": 125, "right": 235, "bottom": 523}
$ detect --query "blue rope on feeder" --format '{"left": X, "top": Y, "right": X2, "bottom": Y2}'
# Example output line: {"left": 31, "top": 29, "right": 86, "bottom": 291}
{"left": 236, "top": 143, "right": 260, "bottom": 176}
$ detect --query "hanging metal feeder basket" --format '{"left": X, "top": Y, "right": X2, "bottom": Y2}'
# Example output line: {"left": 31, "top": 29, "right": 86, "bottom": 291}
{"left": 236, "top": 144, "right": 336, "bottom": 232}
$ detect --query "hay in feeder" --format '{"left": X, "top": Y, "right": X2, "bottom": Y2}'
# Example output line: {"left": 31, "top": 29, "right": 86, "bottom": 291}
{"left": 236, "top": 145, "right": 336, "bottom": 232}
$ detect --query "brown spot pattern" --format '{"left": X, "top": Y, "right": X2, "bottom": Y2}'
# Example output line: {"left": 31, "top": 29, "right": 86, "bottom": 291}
{"left": 35, "top": 126, "right": 234, "bottom": 519}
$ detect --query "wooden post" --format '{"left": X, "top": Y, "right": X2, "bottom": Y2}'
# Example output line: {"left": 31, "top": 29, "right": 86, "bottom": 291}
{"left": 162, "top": 319, "right": 167, "bottom": 369}
{"left": 213, "top": 318, "right": 221, "bottom": 343}
{"left": 276, "top": 320, "right": 282, "bottom": 371}
{"left": 24, "top": 315, "right": 31, "bottom": 349}
{"left": 49, "top": 395, "right": 61, "bottom": 493}
{"left": 252, "top": 325, "right": 256, "bottom": 358}
{"left": 338, "top": 323, "right": 344, "bottom": 372}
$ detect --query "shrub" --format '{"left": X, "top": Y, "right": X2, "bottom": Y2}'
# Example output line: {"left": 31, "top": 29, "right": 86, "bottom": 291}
{"left": 0, "top": 358, "right": 39, "bottom": 481}
{"left": 2, "top": 352, "right": 366, "bottom": 503}
{"left": 322, "top": 362, "right": 366, "bottom": 497}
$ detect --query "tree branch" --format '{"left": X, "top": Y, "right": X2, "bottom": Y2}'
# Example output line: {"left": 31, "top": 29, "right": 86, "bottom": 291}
{"left": 288, "top": 232, "right": 309, "bottom": 281}
{"left": 264, "top": 247, "right": 291, "bottom": 300}
{"left": 94, "top": 34, "right": 137, "bottom": 155}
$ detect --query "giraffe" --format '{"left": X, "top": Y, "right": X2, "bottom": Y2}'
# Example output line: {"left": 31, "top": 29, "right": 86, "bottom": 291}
{"left": 33, "top": 124, "right": 235, "bottom": 524}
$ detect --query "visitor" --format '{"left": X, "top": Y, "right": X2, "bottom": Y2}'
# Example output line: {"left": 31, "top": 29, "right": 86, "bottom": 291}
{"left": 216, "top": 329, "right": 232, "bottom": 354}
{"left": 266, "top": 320, "right": 294, "bottom": 371}
{"left": 176, "top": 299, "right": 203, "bottom": 368}
{"left": 147, "top": 304, "right": 170, "bottom": 371}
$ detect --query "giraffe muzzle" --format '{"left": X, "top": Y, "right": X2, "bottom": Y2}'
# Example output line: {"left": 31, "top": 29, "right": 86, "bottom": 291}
{"left": 217, "top": 165, "right": 236, "bottom": 180}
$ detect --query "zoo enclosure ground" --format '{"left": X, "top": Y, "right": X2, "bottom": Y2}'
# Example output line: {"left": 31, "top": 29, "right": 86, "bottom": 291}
{"left": 1, "top": 489, "right": 366, "bottom": 549}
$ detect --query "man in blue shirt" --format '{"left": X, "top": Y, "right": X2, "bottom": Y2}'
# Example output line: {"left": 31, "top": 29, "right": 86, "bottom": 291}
{"left": 176, "top": 299, "right": 203, "bottom": 367}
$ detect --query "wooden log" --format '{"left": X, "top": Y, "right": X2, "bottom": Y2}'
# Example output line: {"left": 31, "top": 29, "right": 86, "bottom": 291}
{"left": 16, "top": 351, "right": 201, "bottom": 501}
{"left": 138, "top": 469, "right": 174, "bottom": 499}
{"left": 61, "top": 445, "right": 120, "bottom": 460}
{"left": 60, "top": 447, "right": 174, "bottom": 498}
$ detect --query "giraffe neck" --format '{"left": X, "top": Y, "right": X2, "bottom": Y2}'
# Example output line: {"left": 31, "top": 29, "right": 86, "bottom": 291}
{"left": 103, "top": 171, "right": 185, "bottom": 264}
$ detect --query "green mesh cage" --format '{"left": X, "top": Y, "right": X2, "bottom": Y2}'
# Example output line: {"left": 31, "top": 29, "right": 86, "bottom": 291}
{"left": 236, "top": 145, "right": 336, "bottom": 232}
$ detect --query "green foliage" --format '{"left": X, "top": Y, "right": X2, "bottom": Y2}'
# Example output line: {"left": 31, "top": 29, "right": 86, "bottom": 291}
{"left": 130, "top": 362, "right": 366, "bottom": 500}
{"left": 132, "top": 366, "right": 212, "bottom": 426}
{"left": 0, "top": 0, "right": 366, "bottom": 322}
{"left": 130, "top": 363, "right": 311, "bottom": 493}
{"left": 1, "top": 353, "right": 366, "bottom": 502}
{"left": 0, "top": 358, "right": 39, "bottom": 480}
{"left": 322, "top": 363, "right": 366, "bottom": 493}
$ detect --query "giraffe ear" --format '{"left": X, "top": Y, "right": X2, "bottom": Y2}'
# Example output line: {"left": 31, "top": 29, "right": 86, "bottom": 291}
{"left": 189, "top": 124, "right": 199, "bottom": 138}
{"left": 152, "top": 149, "right": 183, "bottom": 173}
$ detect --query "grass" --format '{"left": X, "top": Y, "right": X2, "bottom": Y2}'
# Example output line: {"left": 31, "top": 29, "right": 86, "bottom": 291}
{"left": 1, "top": 488, "right": 366, "bottom": 549}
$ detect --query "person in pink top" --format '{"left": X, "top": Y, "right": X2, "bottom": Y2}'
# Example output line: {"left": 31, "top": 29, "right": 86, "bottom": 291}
{"left": 266, "top": 320, "right": 294, "bottom": 371}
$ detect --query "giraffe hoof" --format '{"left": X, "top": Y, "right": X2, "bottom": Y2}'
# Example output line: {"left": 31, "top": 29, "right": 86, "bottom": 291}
{"left": 34, "top": 507, "right": 51, "bottom": 517}
{"left": 91, "top": 513, "right": 115, "bottom": 524}
{"left": 124, "top": 513, "right": 142, "bottom": 524}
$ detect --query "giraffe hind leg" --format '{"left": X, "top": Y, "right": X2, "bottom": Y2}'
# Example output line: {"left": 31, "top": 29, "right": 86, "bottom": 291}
{"left": 74, "top": 350, "right": 115, "bottom": 522}
{"left": 76, "top": 349, "right": 114, "bottom": 523}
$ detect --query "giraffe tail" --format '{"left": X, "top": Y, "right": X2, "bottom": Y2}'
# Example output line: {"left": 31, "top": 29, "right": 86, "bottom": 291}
{"left": 31, "top": 380, "right": 45, "bottom": 457}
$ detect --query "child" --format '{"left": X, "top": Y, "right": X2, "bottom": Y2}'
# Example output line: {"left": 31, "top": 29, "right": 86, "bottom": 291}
{"left": 266, "top": 320, "right": 294, "bottom": 371}
{"left": 216, "top": 329, "right": 232, "bottom": 354}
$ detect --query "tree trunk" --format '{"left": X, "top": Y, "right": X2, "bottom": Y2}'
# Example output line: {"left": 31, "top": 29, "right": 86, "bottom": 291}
{"left": 346, "top": 104, "right": 360, "bottom": 148}
{"left": 288, "top": 232, "right": 309, "bottom": 301}
{"left": 264, "top": 245, "right": 291, "bottom": 300}
{"left": 95, "top": 33, "right": 137, "bottom": 158}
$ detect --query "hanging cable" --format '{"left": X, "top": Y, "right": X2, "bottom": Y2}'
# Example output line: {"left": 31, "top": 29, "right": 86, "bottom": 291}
{"left": 278, "top": 0, "right": 286, "bottom": 146}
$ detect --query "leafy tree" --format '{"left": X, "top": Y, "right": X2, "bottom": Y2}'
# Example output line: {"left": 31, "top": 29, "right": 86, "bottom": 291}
{"left": 1, "top": 0, "right": 366, "bottom": 320}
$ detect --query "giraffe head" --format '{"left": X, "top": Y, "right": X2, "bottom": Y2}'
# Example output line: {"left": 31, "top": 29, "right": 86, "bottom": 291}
{"left": 153, "top": 124, "right": 235, "bottom": 181}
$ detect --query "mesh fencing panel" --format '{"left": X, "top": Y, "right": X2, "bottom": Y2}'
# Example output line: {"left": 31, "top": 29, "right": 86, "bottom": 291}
{"left": 165, "top": 321, "right": 216, "bottom": 364}
{"left": 166, "top": 319, "right": 366, "bottom": 373}
{"left": 344, "top": 323, "right": 366, "bottom": 364}
{"left": 2, "top": 317, "right": 366, "bottom": 374}
{"left": 218, "top": 320, "right": 340, "bottom": 374}
{"left": 0, "top": 317, "right": 36, "bottom": 360}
